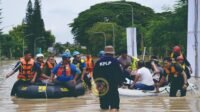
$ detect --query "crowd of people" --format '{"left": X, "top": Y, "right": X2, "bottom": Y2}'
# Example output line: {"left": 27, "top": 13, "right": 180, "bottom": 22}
{"left": 6, "top": 49, "right": 94, "bottom": 97}
{"left": 5, "top": 45, "right": 193, "bottom": 111}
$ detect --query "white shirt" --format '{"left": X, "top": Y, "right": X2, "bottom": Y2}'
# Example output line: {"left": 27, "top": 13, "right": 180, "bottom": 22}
{"left": 136, "top": 67, "right": 154, "bottom": 86}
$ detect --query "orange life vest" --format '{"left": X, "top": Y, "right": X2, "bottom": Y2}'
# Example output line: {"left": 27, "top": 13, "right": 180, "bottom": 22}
{"left": 164, "top": 65, "right": 178, "bottom": 76}
{"left": 86, "top": 57, "right": 94, "bottom": 71}
{"left": 18, "top": 58, "right": 35, "bottom": 80}
{"left": 86, "top": 57, "right": 94, "bottom": 77}
{"left": 57, "top": 64, "right": 71, "bottom": 77}
{"left": 46, "top": 61, "right": 54, "bottom": 69}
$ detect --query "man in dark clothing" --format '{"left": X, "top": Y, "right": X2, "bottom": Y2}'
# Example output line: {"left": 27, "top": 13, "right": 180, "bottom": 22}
{"left": 163, "top": 57, "right": 188, "bottom": 97}
{"left": 93, "top": 45, "right": 124, "bottom": 111}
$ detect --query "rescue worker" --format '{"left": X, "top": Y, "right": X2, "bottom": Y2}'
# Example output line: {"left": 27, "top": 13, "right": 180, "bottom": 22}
{"left": 50, "top": 52, "right": 80, "bottom": 96}
{"left": 163, "top": 57, "right": 188, "bottom": 97}
{"left": 35, "top": 53, "right": 50, "bottom": 82}
{"left": 83, "top": 54, "right": 94, "bottom": 89}
{"left": 43, "top": 55, "right": 57, "bottom": 77}
{"left": 131, "top": 57, "right": 139, "bottom": 71}
{"left": 176, "top": 56, "right": 191, "bottom": 79}
{"left": 6, "top": 50, "right": 40, "bottom": 96}
{"left": 98, "top": 50, "right": 105, "bottom": 59}
{"left": 93, "top": 45, "right": 124, "bottom": 111}
{"left": 170, "top": 45, "right": 192, "bottom": 76}
{"left": 72, "top": 51, "right": 86, "bottom": 81}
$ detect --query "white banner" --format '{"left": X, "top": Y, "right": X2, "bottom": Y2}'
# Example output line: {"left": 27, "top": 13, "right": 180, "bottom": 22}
{"left": 126, "top": 27, "right": 137, "bottom": 57}
{"left": 187, "top": 0, "right": 200, "bottom": 77}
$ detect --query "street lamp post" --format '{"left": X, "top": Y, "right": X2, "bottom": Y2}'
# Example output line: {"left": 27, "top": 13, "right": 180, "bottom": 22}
{"left": 99, "top": 22, "right": 115, "bottom": 49}
{"left": 93, "top": 32, "right": 107, "bottom": 47}
{"left": 107, "top": 2, "right": 134, "bottom": 26}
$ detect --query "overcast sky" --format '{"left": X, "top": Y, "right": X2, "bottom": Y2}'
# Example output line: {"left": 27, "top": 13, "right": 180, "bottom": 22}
{"left": 1, "top": 0, "right": 177, "bottom": 44}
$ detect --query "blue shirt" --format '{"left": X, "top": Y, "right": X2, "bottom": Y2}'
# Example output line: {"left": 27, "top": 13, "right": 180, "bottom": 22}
{"left": 52, "top": 62, "right": 81, "bottom": 82}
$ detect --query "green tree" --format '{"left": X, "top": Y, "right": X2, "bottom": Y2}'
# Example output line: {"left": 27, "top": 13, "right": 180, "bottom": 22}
{"left": 86, "top": 22, "right": 126, "bottom": 54}
{"left": 23, "top": 0, "right": 55, "bottom": 55}
{"left": 70, "top": 1, "right": 155, "bottom": 54}
{"left": 144, "top": 0, "right": 188, "bottom": 56}
{"left": 32, "top": 0, "right": 46, "bottom": 54}
{"left": 8, "top": 25, "right": 26, "bottom": 58}
{"left": 44, "top": 31, "right": 55, "bottom": 48}
{"left": 24, "top": 0, "right": 34, "bottom": 55}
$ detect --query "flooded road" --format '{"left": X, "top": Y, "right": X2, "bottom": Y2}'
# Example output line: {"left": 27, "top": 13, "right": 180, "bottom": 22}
{"left": 0, "top": 59, "right": 200, "bottom": 112}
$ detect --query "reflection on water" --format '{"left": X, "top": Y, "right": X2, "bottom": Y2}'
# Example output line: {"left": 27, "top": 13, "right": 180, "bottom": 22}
{"left": 0, "top": 60, "right": 200, "bottom": 112}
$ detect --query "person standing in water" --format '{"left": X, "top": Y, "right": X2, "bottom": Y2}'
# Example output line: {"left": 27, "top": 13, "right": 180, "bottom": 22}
{"left": 93, "top": 45, "right": 124, "bottom": 111}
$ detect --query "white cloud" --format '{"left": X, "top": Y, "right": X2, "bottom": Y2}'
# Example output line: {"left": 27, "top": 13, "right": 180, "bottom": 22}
{"left": 1, "top": 0, "right": 177, "bottom": 44}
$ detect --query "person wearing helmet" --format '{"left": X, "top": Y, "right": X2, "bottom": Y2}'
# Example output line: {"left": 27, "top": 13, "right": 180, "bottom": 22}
{"left": 93, "top": 45, "right": 125, "bottom": 111}
{"left": 35, "top": 53, "right": 50, "bottom": 83}
{"left": 65, "top": 49, "right": 70, "bottom": 53}
{"left": 6, "top": 50, "right": 40, "bottom": 96}
{"left": 176, "top": 56, "right": 191, "bottom": 79}
{"left": 163, "top": 57, "right": 188, "bottom": 97}
{"left": 98, "top": 50, "right": 105, "bottom": 59}
{"left": 35, "top": 53, "right": 45, "bottom": 69}
{"left": 50, "top": 52, "right": 81, "bottom": 96}
{"left": 72, "top": 51, "right": 87, "bottom": 80}
{"left": 170, "top": 45, "right": 192, "bottom": 77}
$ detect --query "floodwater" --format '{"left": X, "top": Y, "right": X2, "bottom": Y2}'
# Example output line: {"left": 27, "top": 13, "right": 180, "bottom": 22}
{"left": 0, "top": 59, "right": 200, "bottom": 112}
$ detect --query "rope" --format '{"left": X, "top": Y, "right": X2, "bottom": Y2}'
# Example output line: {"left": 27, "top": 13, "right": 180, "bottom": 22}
{"left": 44, "top": 79, "right": 49, "bottom": 100}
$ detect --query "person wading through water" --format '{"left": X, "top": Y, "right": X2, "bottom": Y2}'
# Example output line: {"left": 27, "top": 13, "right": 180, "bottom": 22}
{"left": 93, "top": 45, "right": 125, "bottom": 111}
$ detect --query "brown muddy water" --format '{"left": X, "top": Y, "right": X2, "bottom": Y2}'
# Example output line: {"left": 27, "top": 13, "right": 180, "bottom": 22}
{"left": 0, "top": 59, "right": 200, "bottom": 112}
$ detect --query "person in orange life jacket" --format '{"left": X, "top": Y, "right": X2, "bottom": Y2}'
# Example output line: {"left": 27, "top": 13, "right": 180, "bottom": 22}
{"left": 50, "top": 52, "right": 80, "bottom": 94}
{"left": 170, "top": 45, "right": 193, "bottom": 74}
{"left": 82, "top": 54, "right": 94, "bottom": 90}
{"left": 35, "top": 53, "right": 50, "bottom": 82}
{"left": 43, "top": 55, "right": 57, "bottom": 77}
{"left": 93, "top": 46, "right": 125, "bottom": 111}
{"left": 85, "top": 54, "right": 94, "bottom": 76}
{"left": 6, "top": 50, "right": 40, "bottom": 96}
{"left": 163, "top": 57, "right": 188, "bottom": 97}
{"left": 72, "top": 51, "right": 87, "bottom": 80}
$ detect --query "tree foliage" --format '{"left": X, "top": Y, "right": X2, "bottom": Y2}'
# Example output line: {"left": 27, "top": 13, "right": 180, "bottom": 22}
{"left": 70, "top": 0, "right": 188, "bottom": 56}
{"left": 70, "top": 1, "right": 155, "bottom": 54}
{"left": 23, "top": 0, "right": 55, "bottom": 56}
{"left": 1, "top": 0, "right": 55, "bottom": 58}
{"left": 144, "top": 0, "right": 188, "bottom": 56}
